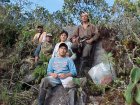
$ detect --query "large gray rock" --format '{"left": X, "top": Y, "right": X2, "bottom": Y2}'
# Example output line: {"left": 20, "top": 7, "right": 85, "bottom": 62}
{"left": 46, "top": 85, "right": 70, "bottom": 105}
{"left": 44, "top": 85, "right": 87, "bottom": 105}
{"left": 0, "top": 52, "right": 3, "bottom": 58}
{"left": 93, "top": 41, "right": 107, "bottom": 66}
{"left": 45, "top": 85, "right": 69, "bottom": 105}
{"left": 23, "top": 74, "right": 35, "bottom": 83}
{"left": 63, "top": 26, "right": 77, "bottom": 37}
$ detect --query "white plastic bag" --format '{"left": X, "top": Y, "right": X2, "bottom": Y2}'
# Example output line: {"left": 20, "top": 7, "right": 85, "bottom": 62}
{"left": 61, "top": 77, "right": 75, "bottom": 88}
{"left": 88, "top": 62, "right": 116, "bottom": 85}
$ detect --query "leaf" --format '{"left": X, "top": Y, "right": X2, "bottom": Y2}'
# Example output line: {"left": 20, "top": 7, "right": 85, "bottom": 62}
{"left": 130, "top": 67, "right": 140, "bottom": 84}
{"left": 124, "top": 82, "right": 135, "bottom": 104}
{"left": 73, "top": 78, "right": 80, "bottom": 86}
{"left": 135, "top": 85, "right": 140, "bottom": 104}
{"left": 135, "top": 57, "right": 140, "bottom": 64}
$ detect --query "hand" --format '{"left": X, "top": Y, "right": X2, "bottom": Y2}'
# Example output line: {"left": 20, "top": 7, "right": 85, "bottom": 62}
{"left": 86, "top": 39, "right": 93, "bottom": 44}
{"left": 50, "top": 73, "right": 58, "bottom": 78}
{"left": 58, "top": 74, "right": 68, "bottom": 79}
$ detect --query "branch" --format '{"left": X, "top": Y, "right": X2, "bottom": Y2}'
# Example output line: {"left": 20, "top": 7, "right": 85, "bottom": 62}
{"left": 19, "top": 81, "right": 39, "bottom": 91}
{"left": 123, "top": 45, "right": 134, "bottom": 66}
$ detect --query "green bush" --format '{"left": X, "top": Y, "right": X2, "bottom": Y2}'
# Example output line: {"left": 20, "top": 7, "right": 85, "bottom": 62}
{"left": 0, "top": 22, "right": 20, "bottom": 47}
{"left": 124, "top": 67, "right": 140, "bottom": 104}
{"left": 32, "top": 64, "right": 47, "bottom": 83}
{"left": 21, "top": 29, "right": 35, "bottom": 42}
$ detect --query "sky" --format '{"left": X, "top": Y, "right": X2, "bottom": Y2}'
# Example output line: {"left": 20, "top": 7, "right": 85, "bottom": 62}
{"left": 29, "top": 0, "right": 64, "bottom": 13}
{"left": 28, "top": 0, "right": 114, "bottom": 13}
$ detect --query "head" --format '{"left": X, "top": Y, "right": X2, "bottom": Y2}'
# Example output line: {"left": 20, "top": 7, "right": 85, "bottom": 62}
{"left": 71, "top": 35, "right": 77, "bottom": 43}
{"left": 80, "top": 11, "right": 89, "bottom": 23}
{"left": 37, "top": 25, "right": 43, "bottom": 33}
{"left": 59, "top": 30, "right": 68, "bottom": 42}
{"left": 58, "top": 43, "right": 68, "bottom": 57}
{"left": 46, "top": 33, "right": 52, "bottom": 42}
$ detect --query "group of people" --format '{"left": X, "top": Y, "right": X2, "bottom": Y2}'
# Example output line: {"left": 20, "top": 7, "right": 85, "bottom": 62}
{"left": 32, "top": 11, "right": 99, "bottom": 105}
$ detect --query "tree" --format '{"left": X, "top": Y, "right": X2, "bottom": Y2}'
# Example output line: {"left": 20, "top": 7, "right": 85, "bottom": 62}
{"left": 62, "top": 0, "right": 111, "bottom": 25}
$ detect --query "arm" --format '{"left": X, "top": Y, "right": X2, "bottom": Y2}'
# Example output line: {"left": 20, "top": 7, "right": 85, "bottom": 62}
{"left": 32, "top": 34, "right": 38, "bottom": 43}
{"left": 41, "top": 32, "right": 47, "bottom": 42}
{"left": 47, "top": 58, "right": 54, "bottom": 75}
{"left": 70, "top": 53, "right": 77, "bottom": 60}
{"left": 68, "top": 58, "right": 77, "bottom": 76}
{"left": 86, "top": 25, "right": 99, "bottom": 44}
{"left": 51, "top": 44, "right": 57, "bottom": 58}
{"left": 65, "top": 42, "right": 77, "bottom": 60}
{"left": 47, "top": 58, "right": 58, "bottom": 78}
{"left": 91, "top": 26, "right": 99, "bottom": 41}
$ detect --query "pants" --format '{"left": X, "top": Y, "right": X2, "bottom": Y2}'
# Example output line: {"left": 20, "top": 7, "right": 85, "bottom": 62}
{"left": 34, "top": 43, "right": 42, "bottom": 57}
{"left": 38, "top": 76, "right": 75, "bottom": 105}
{"left": 82, "top": 43, "right": 92, "bottom": 58}
{"left": 71, "top": 42, "right": 92, "bottom": 58}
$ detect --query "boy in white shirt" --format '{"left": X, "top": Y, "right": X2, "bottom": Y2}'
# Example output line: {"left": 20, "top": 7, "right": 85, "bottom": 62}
{"left": 52, "top": 30, "right": 76, "bottom": 60}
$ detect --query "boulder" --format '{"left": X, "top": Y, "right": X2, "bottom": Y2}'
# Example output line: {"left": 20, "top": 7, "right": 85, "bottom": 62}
{"left": 46, "top": 85, "right": 70, "bottom": 105}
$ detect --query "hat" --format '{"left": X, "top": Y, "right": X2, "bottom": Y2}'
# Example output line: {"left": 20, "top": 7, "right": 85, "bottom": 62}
{"left": 46, "top": 33, "right": 52, "bottom": 37}
{"left": 59, "top": 43, "right": 68, "bottom": 50}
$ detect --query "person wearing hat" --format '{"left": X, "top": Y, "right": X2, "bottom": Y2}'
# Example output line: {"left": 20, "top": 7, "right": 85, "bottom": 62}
{"left": 34, "top": 33, "right": 54, "bottom": 64}
{"left": 70, "top": 11, "right": 99, "bottom": 74}
{"left": 38, "top": 43, "right": 77, "bottom": 105}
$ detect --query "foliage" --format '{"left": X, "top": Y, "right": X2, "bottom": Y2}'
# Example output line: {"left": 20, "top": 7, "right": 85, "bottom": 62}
{"left": 0, "top": 86, "right": 9, "bottom": 104}
{"left": 124, "top": 67, "right": 140, "bottom": 104}
{"left": 86, "top": 79, "right": 107, "bottom": 95}
{"left": 32, "top": 64, "right": 47, "bottom": 83}
{"left": 103, "top": 52, "right": 115, "bottom": 65}
{"left": 32, "top": 52, "right": 51, "bottom": 83}
{"left": 63, "top": 0, "right": 110, "bottom": 24}
{"left": 1, "top": 0, "right": 140, "bottom": 104}
{"left": 0, "top": 81, "right": 23, "bottom": 105}
{"left": 21, "top": 28, "right": 35, "bottom": 42}
{"left": 39, "top": 52, "right": 51, "bottom": 62}
{"left": 0, "top": 22, "right": 20, "bottom": 47}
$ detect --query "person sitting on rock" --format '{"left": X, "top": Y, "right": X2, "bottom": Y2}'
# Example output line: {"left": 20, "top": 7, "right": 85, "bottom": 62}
{"left": 38, "top": 43, "right": 77, "bottom": 105}
{"left": 52, "top": 30, "right": 76, "bottom": 60}
{"left": 34, "top": 33, "right": 54, "bottom": 64}
{"left": 32, "top": 25, "right": 47, "bottom": 65}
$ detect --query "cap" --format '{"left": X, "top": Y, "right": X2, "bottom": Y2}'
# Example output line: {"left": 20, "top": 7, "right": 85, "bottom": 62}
{"left": 59, "top": 43, "right": 68, "bottom": 50}
{"left": 46, "top": 33, "right": 52, "bottom": 37}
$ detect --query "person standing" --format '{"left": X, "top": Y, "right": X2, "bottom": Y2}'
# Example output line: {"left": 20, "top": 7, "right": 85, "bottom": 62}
{"left": 70, "top": 11, "right": 99, "bottom": 74}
